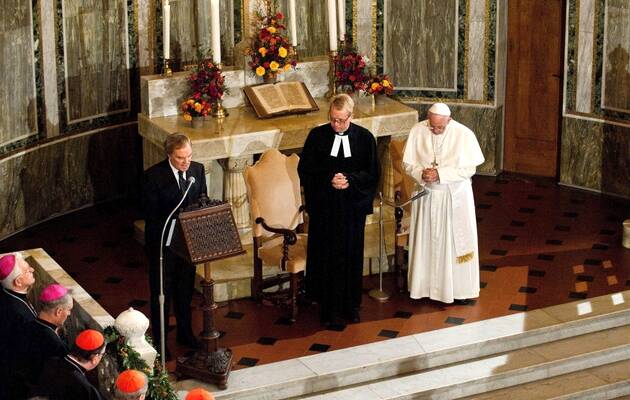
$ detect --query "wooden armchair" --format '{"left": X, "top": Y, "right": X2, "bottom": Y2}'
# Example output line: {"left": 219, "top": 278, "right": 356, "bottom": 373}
{"left": 389, "top": 139, "right": 415, "bottom": 292}
{"left": 244, "top": 149, "right": 307, "bottom": 321}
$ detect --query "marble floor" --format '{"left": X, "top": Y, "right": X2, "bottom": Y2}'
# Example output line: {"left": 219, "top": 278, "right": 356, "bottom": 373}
{"left": 0, "top": 173, "right": 628, "bottom": 373}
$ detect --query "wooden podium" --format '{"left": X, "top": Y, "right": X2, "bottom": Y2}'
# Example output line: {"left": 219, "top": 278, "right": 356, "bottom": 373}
{"left": 171, "top": 197, "right": 245, "bottom": 389}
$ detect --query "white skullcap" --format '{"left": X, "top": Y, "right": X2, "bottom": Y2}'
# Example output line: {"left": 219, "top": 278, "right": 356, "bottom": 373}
{"left": 428, "top": 103, "right": 451, "bottom": 117}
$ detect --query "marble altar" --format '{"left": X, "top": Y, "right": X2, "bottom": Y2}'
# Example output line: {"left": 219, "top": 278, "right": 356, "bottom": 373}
{"left": 138, "top": 64, "right": 419, "bottom": 229}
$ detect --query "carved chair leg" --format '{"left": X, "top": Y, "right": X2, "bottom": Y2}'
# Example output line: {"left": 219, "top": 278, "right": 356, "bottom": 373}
{"left": 252, "top": 258, "right": 263, "bottom": 302}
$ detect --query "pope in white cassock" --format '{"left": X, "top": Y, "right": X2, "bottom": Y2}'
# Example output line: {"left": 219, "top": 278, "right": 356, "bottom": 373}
{"left": 403, "top": 103, "right": 485, "bottom": 303}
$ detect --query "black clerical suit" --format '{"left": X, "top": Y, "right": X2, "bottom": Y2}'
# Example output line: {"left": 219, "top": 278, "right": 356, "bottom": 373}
{"left": 142, "top": 159, "right": 207, "bottom": 348}
{"left": 32, "top": 355, "right": 102, "bottom": 400}
{"left": 0, "top": 287, "right": 38, "bottom": 399}
{"left": 298, "top": 122, "right": 379, "bottom": 323}
{"left": 15, "top": 318, "right": 69, "bottom": 393}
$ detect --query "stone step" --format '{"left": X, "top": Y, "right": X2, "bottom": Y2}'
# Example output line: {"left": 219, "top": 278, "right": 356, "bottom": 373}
{"left": 302, "top": 324, "right": 630, "bottom": 399}
{"left": 461, "top": 359, "right": 630, "bottom": 400}
{"left": 174, "top": 290, "right": 630, "bottom": 400}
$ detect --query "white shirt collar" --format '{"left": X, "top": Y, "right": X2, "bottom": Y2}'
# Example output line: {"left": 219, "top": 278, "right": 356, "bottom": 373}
{"left": 168, "top": 159, "right": 185, "bottom": 183}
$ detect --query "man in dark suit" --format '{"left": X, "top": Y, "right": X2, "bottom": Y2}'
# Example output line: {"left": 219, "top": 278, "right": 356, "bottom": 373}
{"left": 142, "top": 133, "right": 208, "bottom": 354}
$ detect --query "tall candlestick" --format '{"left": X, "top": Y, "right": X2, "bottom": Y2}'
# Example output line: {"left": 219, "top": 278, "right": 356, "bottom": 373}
{"left": 210, "top": 0, "right": 221, "bottom": 64}
{"left": 289, "top": 0, "right": 297, "bottom": 47}
{"left": 327, "top": 0, "right": 337, "bottom": 51}
{"left": 163, "top": 0, "right": 170, "bottom": 59}
{"left": 337, "top": 0, "right": 345, "bottom": 41}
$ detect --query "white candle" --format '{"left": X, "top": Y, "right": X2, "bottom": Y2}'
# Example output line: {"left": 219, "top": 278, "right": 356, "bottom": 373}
{"left": 337, "top": 0, "right": 345, "bottom": 41}
{"left": 163, "top": 0, "right": 170, "bottom": 59}
{"left": 210, "top": 0, "right": 221, "bottom": 64}
{"left": 327, "top": 0, "right": 337, "bottom": 51}
{"left": 289, "top": 0, "right": 297, "bottom": 47}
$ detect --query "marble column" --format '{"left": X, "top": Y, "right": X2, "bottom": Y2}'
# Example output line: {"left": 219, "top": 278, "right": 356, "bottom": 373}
{"left": 220, "top": 156, "right": 253, "bottom": 230}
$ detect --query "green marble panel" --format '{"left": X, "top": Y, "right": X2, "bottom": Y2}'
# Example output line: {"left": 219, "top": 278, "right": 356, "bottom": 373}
{"left": 278, "top": 0, "right": 328, "bottom": 58}
{"left": 406, "top": 103, "right": 500, "bottom": 175}
{"left": 384, "top": 0, "right": 457, "bottom": 90}
{"left": 0, "top": 0, "right": 38, "bottom": 144}
{"left": 560, "top": 117, "right": 630, "bottom": 197}
{"left": 602, "top": 0, "right": 630, "bottom": 113}
{"left": 0, "top": 125, "right": 138, "bottom": 240}
{"left": 63, "top": 0, "right": 130, "bottom": 123}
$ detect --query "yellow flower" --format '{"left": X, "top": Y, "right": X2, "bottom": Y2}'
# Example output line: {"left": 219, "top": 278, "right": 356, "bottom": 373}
{"left": 194, "top": 103, "right": 203, "bottom": 113}
{"left": 284, "top": 64, "right": 292, "bottom": 71}
{"left": 371, "top": 82, "right": 380, "bottom": 91}
{"left": 270, "top": 61, "right": 279, "bottom": 71}
{"left": 256, "top": 66, "right": 266, "bottom": 76}
{"left": 278, "top": 47, "right": 288, "bottom": 58}
{"left": 183, "top": 114, "right": 192, "bottom": 121}
{"left": 267, "top": 26, "right": 276, "bottom": 34}
{"left": 258, "top": 47, "right": 267, "bottom": 57}
{"left": 382, "top": 79, "right": 390, "bottom": 87}
{"left": 187, "top": 99, "right": 194, "bottom": 105}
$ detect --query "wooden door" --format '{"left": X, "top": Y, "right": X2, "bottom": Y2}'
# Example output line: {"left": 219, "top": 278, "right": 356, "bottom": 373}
{"left": 504, "top": 0, "right": 565, "bottom": 177}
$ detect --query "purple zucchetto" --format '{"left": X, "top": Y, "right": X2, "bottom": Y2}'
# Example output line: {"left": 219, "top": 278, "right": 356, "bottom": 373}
{"left": 0, "top": 254, "right": 24, "bottom": 289}
{"left": 39, "top": 283, "right": 69, "bottom": 302}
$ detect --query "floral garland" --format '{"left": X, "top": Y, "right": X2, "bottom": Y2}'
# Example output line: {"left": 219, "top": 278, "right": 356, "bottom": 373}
{"left": 246, "top": 4, "right": 297, "bottom": 79}
{"left": 334, "top": 43, "right": 395, "bottom": 96}
{"left": 104, "top": 326, "right": 177, "bottom": 400}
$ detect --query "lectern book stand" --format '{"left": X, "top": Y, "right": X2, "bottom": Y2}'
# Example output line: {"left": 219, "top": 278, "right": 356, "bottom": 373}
{"left": 170, "top": 198, "right": 244, "bottom": 389}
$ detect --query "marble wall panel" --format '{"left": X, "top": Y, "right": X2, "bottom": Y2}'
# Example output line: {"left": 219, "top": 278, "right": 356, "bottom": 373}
{"left": 0, "top": 0, "right": 38, "bottom": 144}
{"left": 466, "top": 0, "right": 486, "bottom": 101}
{"left": 384, "top": 0, "right": 457, "bottom": 90}
{"left": 0, "top": 124, "right": 138, "bottom": 240}
{"left": 353, "top": 0, "right": 374, "bottom": 62}
{"left": 63, "top": 0, "right": 130, "bottom": 123}
{"left": 602, "top": 0, "right": 630, "bottom": 113}
{"left": 576, "top": 0, "right": 596, "bottom": 113}
{"left": 278, "top": 0, "right": 328, "bottom": 58}
{"left": 170, "top": 0, "right": 235, "bottom": 65}
{"left": 407, "top": 103, "right": 500, "bottom": 175}
{"left": 560, "top": 117, "right": 630, "bottom": 197}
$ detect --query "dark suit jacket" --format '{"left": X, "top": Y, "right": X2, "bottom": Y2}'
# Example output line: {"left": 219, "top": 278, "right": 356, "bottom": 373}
{"left": 142, "top": 159, "right": 208, "bottom": 256}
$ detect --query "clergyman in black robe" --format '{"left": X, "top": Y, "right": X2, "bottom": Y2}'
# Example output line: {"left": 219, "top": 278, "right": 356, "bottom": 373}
{"left": 298, "top": 94, "right": 379, "bottom": 325}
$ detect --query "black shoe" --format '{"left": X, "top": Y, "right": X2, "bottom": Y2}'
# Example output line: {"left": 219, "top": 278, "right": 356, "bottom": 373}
{"left": 177, "top": 334, "right": 200, "bottom": 349}
{"left": 344, "top": 309, "right": 360, "bottom": 324}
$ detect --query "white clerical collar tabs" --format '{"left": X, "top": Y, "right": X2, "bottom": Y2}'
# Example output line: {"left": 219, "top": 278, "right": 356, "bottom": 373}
{"left": 330, "top": 134, "right": 352, "bottom": 158}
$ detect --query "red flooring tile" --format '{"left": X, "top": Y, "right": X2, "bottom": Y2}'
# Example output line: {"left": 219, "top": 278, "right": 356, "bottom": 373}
{"left": 1, "top": 174, "right": 628, "bottom": 372}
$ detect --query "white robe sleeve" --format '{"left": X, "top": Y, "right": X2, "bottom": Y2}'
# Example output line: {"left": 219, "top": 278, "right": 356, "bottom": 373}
{"left": 402, "top": 124, "right": 427, "bottom": 185}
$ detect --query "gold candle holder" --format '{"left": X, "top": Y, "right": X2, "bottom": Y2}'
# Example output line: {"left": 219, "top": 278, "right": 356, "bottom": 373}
{"left": 163, "top": 59, "right": 173, "bottom": 77}
{"left": 212, "top": 63, "right": 228, "bottom": 119}
{"left": 291, "top": 45, "right": 300, "bottom": 62}
{"left": 326, "top": 50, "right": 338, "bottom": 99}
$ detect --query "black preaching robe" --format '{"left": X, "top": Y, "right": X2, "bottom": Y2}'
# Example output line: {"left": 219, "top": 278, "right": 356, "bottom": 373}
{"left": 0, "top": 288, "right": 37, "bottom": 399}
{"left": 298, "top": 122, "right": 379, "bottom": 320}
{"left": 32, "top": 355, "right": 102, "bottom": 400}
{"left": 15, "top": 318, "right": 69, "bottom": 389}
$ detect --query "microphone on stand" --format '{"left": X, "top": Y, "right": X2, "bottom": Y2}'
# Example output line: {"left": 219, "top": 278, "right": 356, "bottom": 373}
{"left": 156, "top": 173, "right": 196, "bottom": 371}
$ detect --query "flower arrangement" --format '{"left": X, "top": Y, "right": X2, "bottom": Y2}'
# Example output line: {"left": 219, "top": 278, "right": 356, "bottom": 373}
{"left": 333, "top": 48, "right": 370, "bottom": 93}
{"left": 180, "top": 98, "right": 212, "bottom": 121}
{"left": 366, "top": 74, "right": 395, "bottom": 96}
{"left": 247, "top": 8, "right": 297, "bottom": 80}
{"left": 188, "top": 59, "right": 226, "bottom": 103}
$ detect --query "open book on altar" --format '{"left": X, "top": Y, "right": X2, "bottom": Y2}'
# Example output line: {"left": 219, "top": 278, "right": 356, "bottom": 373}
{"left": 243, "top": 81, "right": 319, "bottom": 119}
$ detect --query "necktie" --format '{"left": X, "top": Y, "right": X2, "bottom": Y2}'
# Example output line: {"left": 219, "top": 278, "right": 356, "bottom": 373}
{"left": 178, "top": 170, "right": 186, "bottom": 193}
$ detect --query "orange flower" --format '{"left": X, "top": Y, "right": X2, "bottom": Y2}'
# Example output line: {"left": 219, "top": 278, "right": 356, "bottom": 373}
{"left": 382, "top": 79, "right": 390, "bottom": 87}
{"left": 258, "top": 47, "right": 268, "bottom": 57}
{"left": 183, "top": 114, "right": 192, "bottom": 121}
{"left": 278, "top": 47, "right": 288, "bottom": 58}
{"left": 256, "top": 66, "right": 266, "bottom": 76}
{"left": 267, "top": 26, "right": 276, "bottom": 34}
{"left": 270, "top": 61, "right": 279, "bottom": 71}
{"left": 284, "top": 64, "right": 292, "bottom": 71}
{"left": 371, "top": 82, "right": 381, "bottom": 91}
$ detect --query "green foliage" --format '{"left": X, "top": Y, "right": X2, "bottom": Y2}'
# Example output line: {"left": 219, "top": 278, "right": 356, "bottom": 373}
{"left": 104, "top": 326, "right": 177, "bottom": 400}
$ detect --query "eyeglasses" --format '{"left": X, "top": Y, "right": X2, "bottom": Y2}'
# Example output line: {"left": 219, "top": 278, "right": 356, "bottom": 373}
{"left": 329, "top": 114, "right": 351, "bottom": 125}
